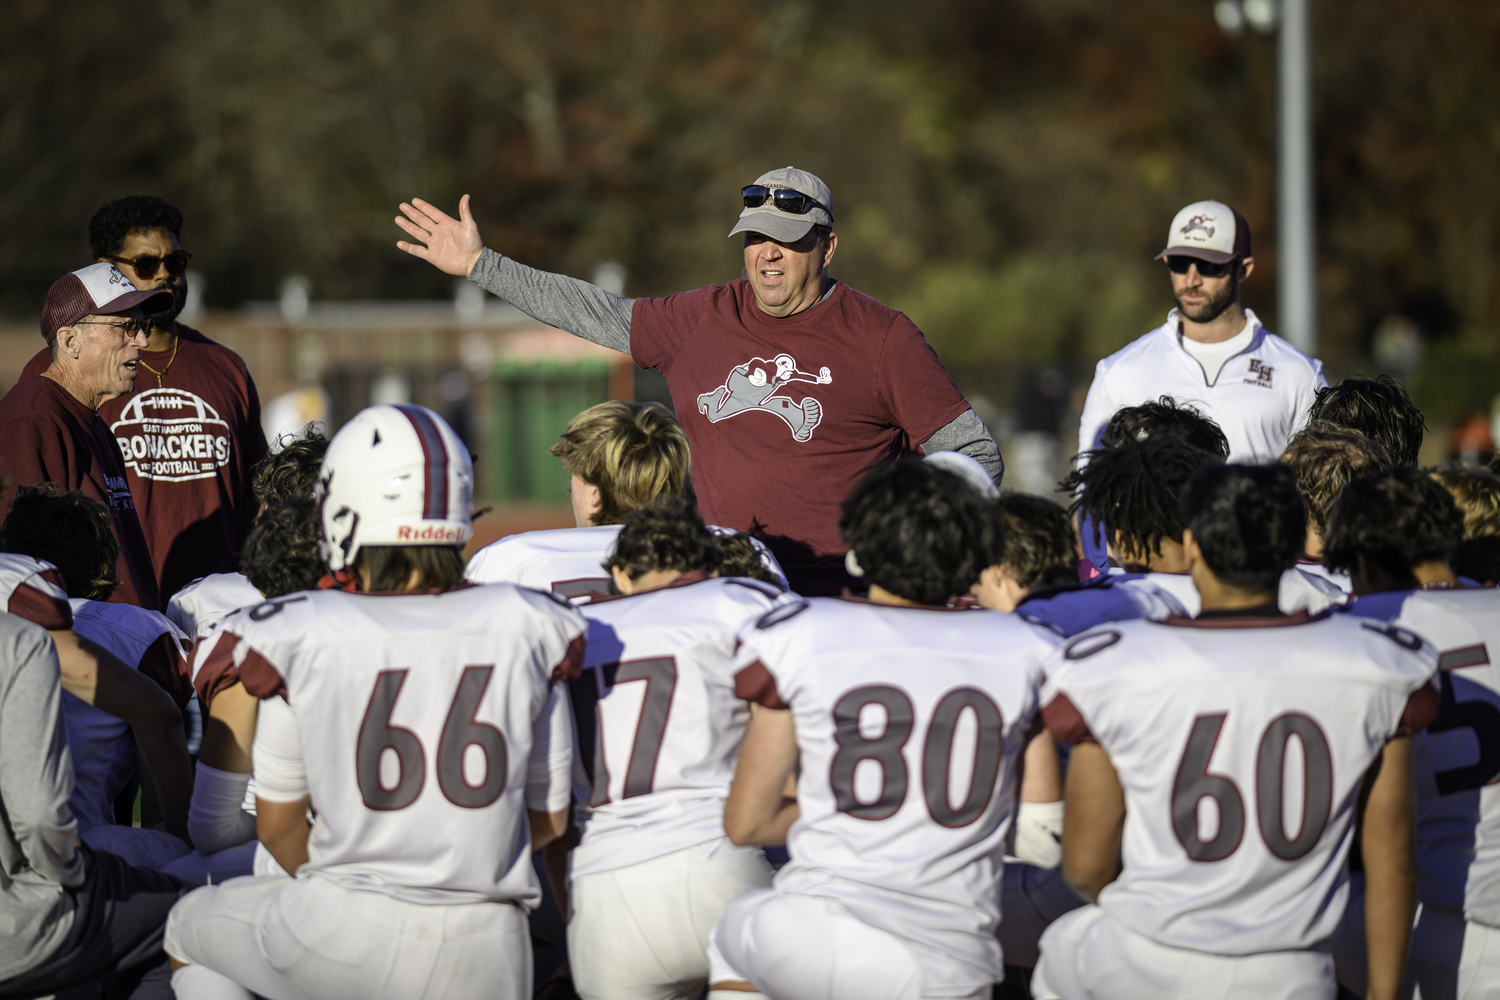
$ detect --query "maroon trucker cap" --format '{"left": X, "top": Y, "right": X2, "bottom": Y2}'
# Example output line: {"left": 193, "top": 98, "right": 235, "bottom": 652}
{"left": 39, "top": 263, "right": 173, "bottom": 343}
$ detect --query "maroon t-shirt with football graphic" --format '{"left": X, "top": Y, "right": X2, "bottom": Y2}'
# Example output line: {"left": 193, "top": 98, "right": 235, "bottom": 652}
{"left": 0, "top": 377, "right": 159, "bottom": 610}
{"left": 21, "top": 324, "right": 267, "bottom": 603}
{"left": 632, "top": 280, "right": 970, "bottom": 595}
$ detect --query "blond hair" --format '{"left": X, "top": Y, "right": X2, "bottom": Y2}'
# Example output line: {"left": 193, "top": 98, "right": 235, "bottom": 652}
{"left": 1279, "top": 422, "right": 1392, "bottom": 533}
{"left": 549, "top": 401, "right": 690, "bottom": 525}
{"left": 1430, "top": 466, "right": 1500, "bottom": 538}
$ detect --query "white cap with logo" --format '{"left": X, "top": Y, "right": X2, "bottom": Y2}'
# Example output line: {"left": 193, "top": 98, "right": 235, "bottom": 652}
{"left": 1155, "top": 200, "right": 1252, "bottom": 265}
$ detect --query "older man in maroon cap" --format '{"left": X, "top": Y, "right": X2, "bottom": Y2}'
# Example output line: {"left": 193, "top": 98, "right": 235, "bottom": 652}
{"left": 0, "top": 263, "right": 166, "bottom": 609}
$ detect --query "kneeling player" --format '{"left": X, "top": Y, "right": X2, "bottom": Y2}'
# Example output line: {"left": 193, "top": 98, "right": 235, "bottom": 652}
{"left": 566, "top": 497, "right": 785, "bottom": 999}
{"left": 708, "top": 460, "right": 1062, "bottom": 1000}
{"left": 1325, "top": 468, "right": 1500, "bottom": 998}
{"left": 1034, "top": 464, "right": 1438, "bottom": 1000}
{"left": 165, "top": 405, "right": 586, "bottom": 1000}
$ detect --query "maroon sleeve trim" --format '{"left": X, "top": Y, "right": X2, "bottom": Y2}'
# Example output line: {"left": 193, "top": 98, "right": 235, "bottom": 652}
{"left": 734, "top": 660, "right": 788, "bottom": 710}
{"left": 238, "top": 647, "right": 287, "bottom": 700}
{"left": 137, "top": 631, "right": 191, "bottom": 708}
{"left": 1394, "top": 680, "right": 1441, "bottom": 737}
{"left": 194, "top": 631, "right": 243, "bottom": 706}
{"left": 9, "top": 583, "right": 73, "bottom": 630}
{"left": 1042, "top": 693, "right": 1096, "bottom": 744}
{"left": 552, "top": 635, "right": 585, "bottom": 683}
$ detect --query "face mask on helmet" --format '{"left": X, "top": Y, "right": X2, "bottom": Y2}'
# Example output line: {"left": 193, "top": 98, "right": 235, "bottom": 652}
{"left": 316, "top": 404, "right": 474, "bottom": 573}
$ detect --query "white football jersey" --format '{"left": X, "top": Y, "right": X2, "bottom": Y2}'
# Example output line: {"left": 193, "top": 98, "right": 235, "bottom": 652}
{"left": 465, "top": 525, "right": 788, "bottom": 602}
{"left": 1297, "top": 560, "right": 1352, "bottom": 595}
{"left": 570, "top": 574, "right": 785, "bottom": 879}
{"left": 734, "top": 598, "right": 1060, "bottom": 993}
{"left": 1015, "top": 574, "right": 1188, "bottom": 638}
{"left": 167, "top": 572, "right": 262, "bottom": 643}
{"left": 1042, "top": 611, "right": 1439, "bottom": 955}
{"left": 1139, "top": 567, "right": 1346, "bottom": 617}
{"left": 194, "top": 583, "right": 587, "bottom": 906}
{"left": 63, "top": 600, "right": 189, "bottom": 831}
{"left": 0, "top": 552, "right": 72, "bottom": 629}
{"left": 1343, "top": 587, "right": 1500, "bottom": 926}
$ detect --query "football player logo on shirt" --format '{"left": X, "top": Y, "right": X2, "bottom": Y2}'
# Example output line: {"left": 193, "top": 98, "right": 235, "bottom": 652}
{"left": 696, "top": 353, "right": 832, "bottom": 442}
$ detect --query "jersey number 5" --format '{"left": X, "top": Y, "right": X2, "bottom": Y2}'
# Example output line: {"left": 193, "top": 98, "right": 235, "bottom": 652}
{"left": 1173, "top": 712, "right": 1333, "bottom": 862}
{"left": 829, "top": 685, "right": 1004, "bottom": 828}
{"left": 590, "top": 657, "right": 677, "bottom": 807}
{"left": 356, "top": 667, "right": 508, "bottom": 811}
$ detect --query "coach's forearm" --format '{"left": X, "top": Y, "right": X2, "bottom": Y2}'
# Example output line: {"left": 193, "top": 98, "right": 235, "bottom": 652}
{"left": 921, "top": 409, "right": 1003, "bottom": 484}
{"left": 469, "top": 249, "right": 634, "bottom": 354}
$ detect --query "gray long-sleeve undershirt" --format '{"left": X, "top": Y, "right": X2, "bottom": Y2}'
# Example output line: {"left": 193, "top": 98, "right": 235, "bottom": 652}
{"left": 468, "top": 248, "right": 1003, "bottom": 483}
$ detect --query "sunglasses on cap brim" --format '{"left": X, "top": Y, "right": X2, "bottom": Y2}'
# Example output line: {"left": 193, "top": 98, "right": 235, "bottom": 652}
{"left": 1165, "top": 255, "right": 1238, "bottom": 278}
{"left": 741, "top": 185, "right": 834, "bottom": 222}
{"left": 103, "top": 250, "right": 193, "bottom": 280}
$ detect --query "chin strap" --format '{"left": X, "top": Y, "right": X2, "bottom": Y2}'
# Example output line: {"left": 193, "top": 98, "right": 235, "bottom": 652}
{"left": 317, "top": 570, "right": 359, "bottom": 593}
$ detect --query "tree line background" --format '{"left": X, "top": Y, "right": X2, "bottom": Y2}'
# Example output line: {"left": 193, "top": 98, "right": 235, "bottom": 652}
{"left": 3, "top": 0, "right": 1497, "bottom": 433}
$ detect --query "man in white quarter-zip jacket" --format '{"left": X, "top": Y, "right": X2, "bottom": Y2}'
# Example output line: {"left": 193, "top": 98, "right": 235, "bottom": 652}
{"left": 1078, "top": 200, "right": 1326, "bottom": 464}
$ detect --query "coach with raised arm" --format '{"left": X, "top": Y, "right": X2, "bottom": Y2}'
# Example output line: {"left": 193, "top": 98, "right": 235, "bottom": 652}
{"left": 396, "top": 167, "right": 1000, "bottom": 595}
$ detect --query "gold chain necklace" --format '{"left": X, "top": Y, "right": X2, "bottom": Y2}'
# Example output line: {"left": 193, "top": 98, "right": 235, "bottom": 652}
{"left": 137, "top": 333, "right": 180, "bottom": 389}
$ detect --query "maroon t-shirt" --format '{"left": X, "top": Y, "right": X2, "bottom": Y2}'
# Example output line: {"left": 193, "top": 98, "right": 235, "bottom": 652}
{"left": 21, "top": 324, "right": 267, "bottom": 603}
{"left": 631, "top": 280, "right": 970, "bottom": 594}
{"left": 0, "top": 377, "right": 159, "bottom": 610}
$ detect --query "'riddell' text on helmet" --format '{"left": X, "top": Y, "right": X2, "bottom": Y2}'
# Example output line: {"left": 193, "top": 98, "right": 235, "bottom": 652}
{"left": 316, "top": 404, "right": 473, "bottom": 572}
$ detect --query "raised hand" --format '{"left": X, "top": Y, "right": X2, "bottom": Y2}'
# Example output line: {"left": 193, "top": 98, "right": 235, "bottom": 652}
{"left": 395, "top": 194, "right": 486, "bottom": 277}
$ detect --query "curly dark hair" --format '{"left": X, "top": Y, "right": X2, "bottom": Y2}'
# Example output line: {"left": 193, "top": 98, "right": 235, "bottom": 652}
{"left": 1279, "top": 421, "right": 1393, "bottom": 535}
{"left": 1308, "top": 375, "right": 1427, "bottom": 467}
{"left": 996, "top": 492, "right": 1077, "bottom": 590}
{"left": 0, "top": 485, "right": 120, "bottom": 600}
{"left": 252, "top": 433, "right": 330, "bottom": 506}
{"left": 605, "top": 496, "right": 721, "bottom": 582}
{"left": 1181, "top": 464, "right": 1305, "bottom": 594}
{"left": 88, "top": 196, "right": 184, "bottom": 260}
{"left": 1064, "top": 435, "right": 1223, "bottom": 561}
{"left": 239, "top": 497, "right": 326, "bottom": 598}
{"left": 713, "top": 532, "right": 784, "bottom": 587}
{"left": 840, "top": 459, "right": 1002, "bottom": 606}
{"left": 1098, "top": 396, "right": 1230, "bottom": 459}
{"left": 1323, "top": 467, "right": 1464, "bottom": 583}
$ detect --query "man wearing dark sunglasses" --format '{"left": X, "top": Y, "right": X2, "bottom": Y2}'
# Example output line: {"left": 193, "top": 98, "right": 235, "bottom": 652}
{"left": 397, "top": 166, "right": 1000, "bottom": 596}
{"left": 1078, "top": 198, "right": 1326, "bottom": 468}
{"left": 20, "top": 196, "right": 269, "bottom": 606}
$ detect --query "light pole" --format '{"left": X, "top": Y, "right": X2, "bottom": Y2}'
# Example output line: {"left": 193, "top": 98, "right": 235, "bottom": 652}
{"left": 1214, "top": 0, "right": 1318, "bottom": 356}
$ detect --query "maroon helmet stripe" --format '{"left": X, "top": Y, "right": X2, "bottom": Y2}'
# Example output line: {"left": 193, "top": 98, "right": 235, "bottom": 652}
{"left": 394, "top": 406, "right": 448, "bottom": 519}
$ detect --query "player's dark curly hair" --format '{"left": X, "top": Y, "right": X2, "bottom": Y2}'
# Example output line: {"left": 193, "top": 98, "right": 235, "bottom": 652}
{"left": 1181, "top": 464, "right": 1305, "bottom": 594}
{"left": 239, "top": 497, "right": 326, "bottom": 598}
{"left": 0, "top": 485, "right": 120, "bottom": 600}
{"left": 88, "top": 196, "right": 184, "bottom": 260}
{"left": 840, "top": 459, "right": 1002, "bottom": 606}
{"left": 1323, "top": 467, "right": 1464, "bottom": 583}
{"left": 252, "top": 433, "right": 330, "bottom": 507}
{"left": 713, "top": 531, "right": 784, "bottom": 588}
{"left": 1308, "top": 375, "right": 1426, "bottom": 467}
{"left": 1063, "top": 435, "right": 1222, "bottom": 562}
{"left": 605, "top": 496, "right": 721, "bottom": 583}
{"left": 1279, "top": 421, "right": 1393, "bottom": 535}
{"left": 996, "top": 492, "right": 1077, "bottom": 590}
{"left": 1098, "top": 396, "right": 1230, "bottom": 459}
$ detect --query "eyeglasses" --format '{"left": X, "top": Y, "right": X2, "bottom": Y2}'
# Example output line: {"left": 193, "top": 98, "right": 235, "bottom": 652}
{"left": 103, "top": 250, "right": 192, "bottom": 280}
{"left": 741, "top": 185, "right": 834, "bottom": 221}
{"left": 1165, "top": 255, "right": 1237, "bottom": 278}
{"left": 77, "top": 317, "right": 148, "bottom": 336}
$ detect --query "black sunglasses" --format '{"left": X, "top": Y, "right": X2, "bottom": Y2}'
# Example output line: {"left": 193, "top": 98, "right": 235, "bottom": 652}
{"left": 104, "top": 250, "right": 193, "bottom": 280}
{"left": 1165, "top": 255, "right": 1237, "bottom": 278}
{"left": 741, "top": 185, "right": 834, "bottom": 222}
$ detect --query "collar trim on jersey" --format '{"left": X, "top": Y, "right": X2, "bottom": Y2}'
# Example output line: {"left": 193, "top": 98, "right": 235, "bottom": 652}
{"left": 1160, "top": 608, "right": 1330, "bottom": 629}
{"left": 836, "top": 589, "right": 974, "bottom": 611}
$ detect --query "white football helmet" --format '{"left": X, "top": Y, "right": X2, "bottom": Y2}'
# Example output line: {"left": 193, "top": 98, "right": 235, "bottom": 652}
{"left": 317, "top": 404, "right": 473, "bottom": 572}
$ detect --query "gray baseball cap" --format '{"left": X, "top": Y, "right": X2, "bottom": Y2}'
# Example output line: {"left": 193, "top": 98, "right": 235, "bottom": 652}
{"left": 727, "top": 166, "right": 836, "bottom": 244}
